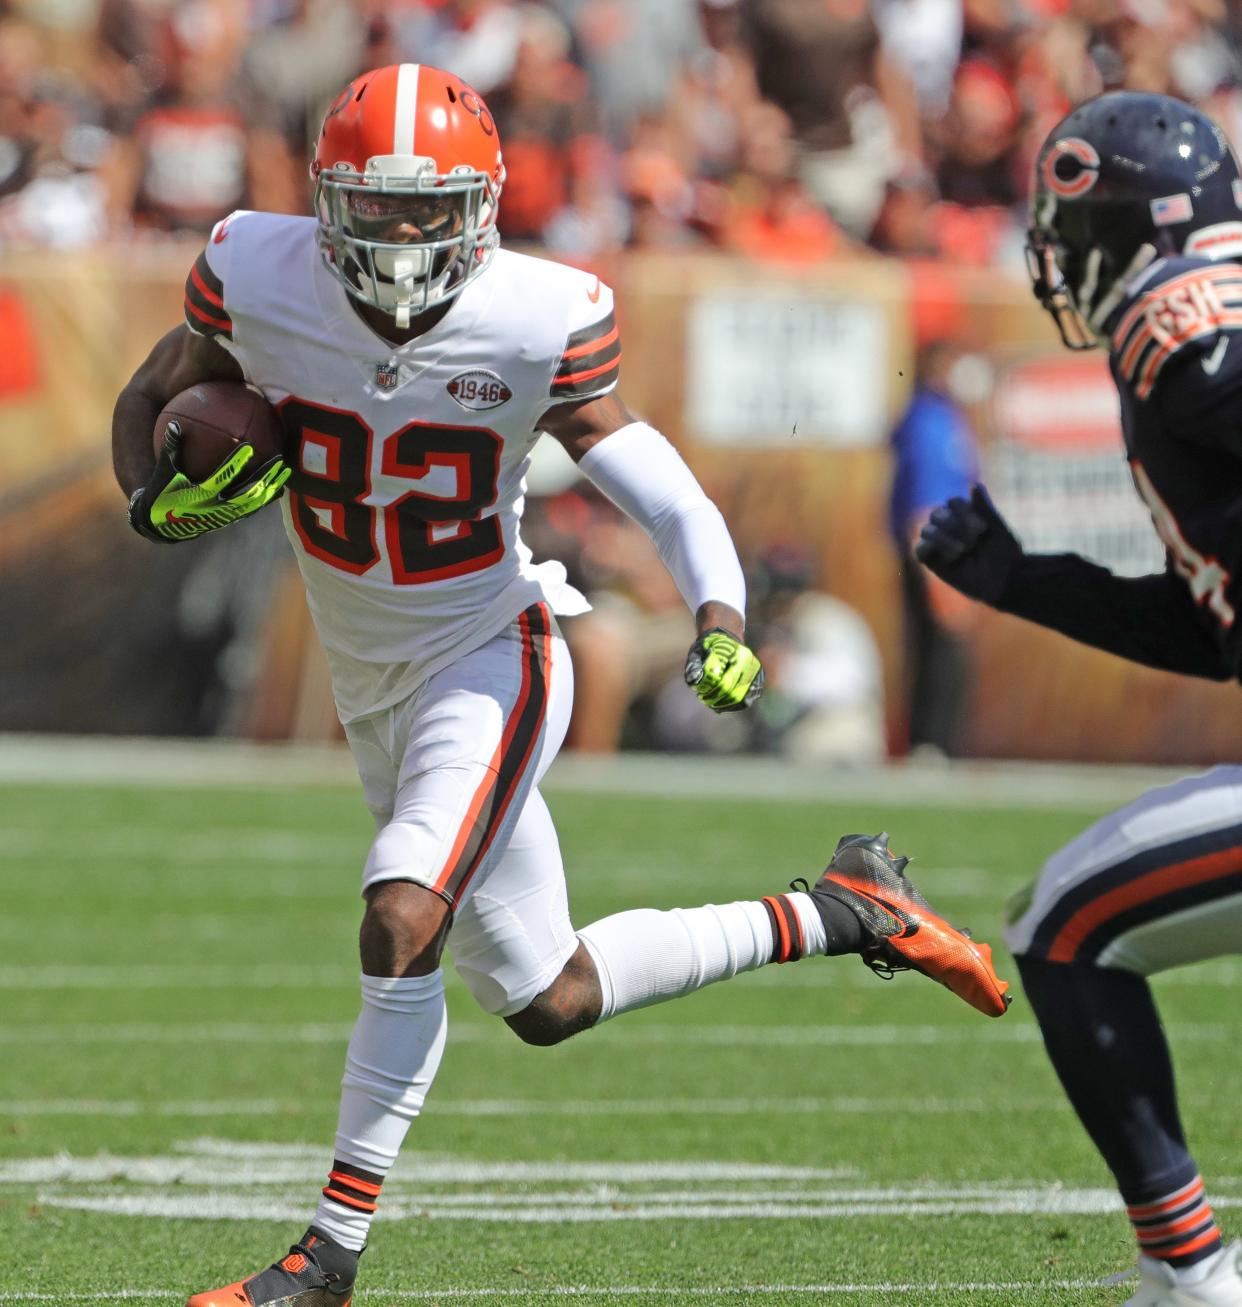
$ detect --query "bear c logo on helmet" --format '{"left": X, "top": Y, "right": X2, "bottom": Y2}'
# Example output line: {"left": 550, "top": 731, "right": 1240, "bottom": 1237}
{"left": 1042, "top": 138, "right": 1101, "bottom": 200}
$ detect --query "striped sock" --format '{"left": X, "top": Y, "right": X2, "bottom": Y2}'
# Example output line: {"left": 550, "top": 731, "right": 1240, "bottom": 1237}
{"left": 1129, "top": 1175, "right": 1223, "bottom": 1268}
{"left": 761, "top": 894, "right": 806, "bottom": 963}
{"left": 323, "top": 1160, "right": 383, "bottom": 1215}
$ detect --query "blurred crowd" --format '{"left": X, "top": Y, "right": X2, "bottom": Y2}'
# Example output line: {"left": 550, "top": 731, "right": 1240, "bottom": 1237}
{"left": 3, "top": 0, "right": 1242, "bottom": 266}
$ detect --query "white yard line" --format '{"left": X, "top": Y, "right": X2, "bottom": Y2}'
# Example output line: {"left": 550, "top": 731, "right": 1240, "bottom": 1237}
{"left": 1, "top": 1018, "right": 1234, "bottom": 1050}
{"left": 0, "top": 733, "right": 1189, "bottom": 810}
{"left": 0, "top": 1282, "right": 1112, "bottom": 1302}
{"left": 0, "top": 1095, "right": 1070, "bottom": 1118}
{"left": 1, "top": 956, "right": 1236, "bottom": 993}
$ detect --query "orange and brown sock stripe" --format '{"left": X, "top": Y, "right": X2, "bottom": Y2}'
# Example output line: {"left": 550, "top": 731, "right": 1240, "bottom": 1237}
{"left": 1128, "top": 1176, "right": 1223, "bottom": 1267}
{"left": 761, "top": 894, "right": 804, "bottom": 964}
{"left": 322, "top": 1160, "right": 384, "bottom": 1215}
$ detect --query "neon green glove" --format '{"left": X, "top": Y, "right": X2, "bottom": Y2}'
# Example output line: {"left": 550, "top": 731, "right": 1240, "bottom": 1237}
{"left": 684, "top": 628, "right": 765, "bottom": 713}
{"left": 128, "top": 427, "right": 290, "bottom": 543}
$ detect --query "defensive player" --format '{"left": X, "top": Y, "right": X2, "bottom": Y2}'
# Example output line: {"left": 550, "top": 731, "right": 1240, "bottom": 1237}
{"left": 112, "top": 64, "right": 1009, "bottom": 1307}
{"left": 918, "top": 91, "right": 1242, "bottom": 1307}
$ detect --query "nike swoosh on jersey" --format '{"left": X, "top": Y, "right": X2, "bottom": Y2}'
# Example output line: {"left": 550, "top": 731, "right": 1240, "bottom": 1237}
{"left": 586, "top": 277, "right": 601, "bottom": 303}
{"left": 1202, "top": 335, "right": 1230, "bottom": 375}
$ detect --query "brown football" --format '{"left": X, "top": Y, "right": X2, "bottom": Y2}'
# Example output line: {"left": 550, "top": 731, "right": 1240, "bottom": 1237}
{"left": 153, "top": 381, "right": 286, "bottom": 483}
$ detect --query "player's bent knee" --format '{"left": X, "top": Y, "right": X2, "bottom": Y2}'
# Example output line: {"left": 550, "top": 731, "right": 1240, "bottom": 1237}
{"left": 504, "top": 944, "right": 602, "bottom": 1046}
{"left": 360, "top": 881, "right": 452, "bottom": 978}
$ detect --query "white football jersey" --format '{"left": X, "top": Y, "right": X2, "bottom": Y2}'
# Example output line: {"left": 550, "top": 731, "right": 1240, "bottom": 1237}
{"left": 183, "top": 211, "right": 621, "bottom": 722}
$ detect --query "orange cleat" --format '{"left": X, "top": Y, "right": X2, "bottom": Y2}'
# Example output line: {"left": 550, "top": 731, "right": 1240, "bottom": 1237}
{"left": 808, "top": 832, "right": 1012, "bottom": 1017}
{"left": 186, "top": 1228, "right": 356, "bottom": 1307}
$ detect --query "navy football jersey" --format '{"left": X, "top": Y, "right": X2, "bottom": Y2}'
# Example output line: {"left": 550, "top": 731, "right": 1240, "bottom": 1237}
{"left": 992, "top": 255, "right": 1242, "bottom": 681}
{"left": 1108, "top": 255, "right": 1242, "bottom": 676}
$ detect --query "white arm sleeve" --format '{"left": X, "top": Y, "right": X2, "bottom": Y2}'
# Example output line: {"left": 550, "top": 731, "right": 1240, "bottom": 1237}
{"left": 576, "top": 421, "right": 746, "bottom": 619}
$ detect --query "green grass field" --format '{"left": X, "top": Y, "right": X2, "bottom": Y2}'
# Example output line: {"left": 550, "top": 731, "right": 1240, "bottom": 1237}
{"left": 2, "top": 752, "right": 1239, "bottom": 1306}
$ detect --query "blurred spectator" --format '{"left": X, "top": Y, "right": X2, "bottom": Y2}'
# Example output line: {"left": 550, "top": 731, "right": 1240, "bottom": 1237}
{"left": 379, "top": 0, "right": 527, "bottom": 96}
{"left": 668, "top": 0, "right": 764, "bottom": 181}
{"left": 101, "top": 0, "right": 299, "bottom": 233}
{"left": 888, "top": 284, "right": 983, "bottom": 757}
{"left": 240, "top": 0, "right": 364, "bottom": 178}
{"left": 552, "top": 0, "right": 707, "bottom": 142}
{"left": 873, "top": 0, "right": 964, "bottom": 116}
{"left": 650, "top": 544, "right": 886, "bottom": 764}
{"left": 742, "top": 0, "right": 922, "bottom": 240}
{"left": 718, "top": 102, "right": 847, "bottom": 263}
{"left": 486, "top": 5, "right": 622, "bottom": 252}
{"left": 934, "top": 59, "right": 1022, "bottom": 208}
{"left": 0, "top": 11, "right": 114, "bottom": 247}
{"left": 619, "top": 114, "right": 705, "bottom": 249}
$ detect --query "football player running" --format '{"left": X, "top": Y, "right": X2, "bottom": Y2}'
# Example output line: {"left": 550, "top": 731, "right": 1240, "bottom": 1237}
{"left": 918, "top": 92, "right": 1242, "bottom": 1307}
{"left": 113, "top": 64, "right": 1009, "bottom": 1307}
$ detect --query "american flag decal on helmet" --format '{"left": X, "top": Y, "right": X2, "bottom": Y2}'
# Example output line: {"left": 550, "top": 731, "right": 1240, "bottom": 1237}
{"left": 1150, "top": 193, "right": 1194, "bottom": 226}
{"left": 1112, "top": 264, "right": 1242, "bottom": 399}
{"left": 551, "top": 310, "right": 621, "bottom": 400}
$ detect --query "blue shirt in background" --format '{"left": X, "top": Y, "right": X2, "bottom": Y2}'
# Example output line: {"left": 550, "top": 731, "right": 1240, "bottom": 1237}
{"left": 888, "top": 385, "right": 980, "bottom": 547}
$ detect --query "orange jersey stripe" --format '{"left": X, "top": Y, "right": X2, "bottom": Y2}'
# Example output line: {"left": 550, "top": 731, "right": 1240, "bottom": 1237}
{"left": 1048, "top": 848, "right": 1242, "bottom": 962}
{"left": 190, "top": 262, "right": 226, "bottom": 309}
{"left": 556, "top": 352, "right": 622, "bottom": 388}
{"left": 185, "top": 296, "right": 232, "bottom": 333}
{"left": 1135, "top": 311, "right": 1242, "bottom": 398}
{"left": 561, "top": 323, "right": 620, "bottom": 364}
{"left": 1112, "top": 265, "right": 1242, "bottom": 350}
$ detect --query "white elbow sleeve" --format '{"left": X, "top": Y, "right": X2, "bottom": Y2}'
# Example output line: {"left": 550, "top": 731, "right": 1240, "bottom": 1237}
{"left": 577, "top": 422, "right": 746, "bottom": 618}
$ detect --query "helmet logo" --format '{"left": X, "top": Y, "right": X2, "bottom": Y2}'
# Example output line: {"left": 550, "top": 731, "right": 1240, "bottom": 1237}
{"left": 1042, "top": 138, "right": 1100, "bottom": 199}
{"left": 459, "top": 89, "right": 495, "bottom": 138}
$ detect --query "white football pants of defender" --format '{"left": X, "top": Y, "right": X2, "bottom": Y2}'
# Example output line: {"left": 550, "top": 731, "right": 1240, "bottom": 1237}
{"left": 1006, "top": 766, "right": 1242, "bottom": 974}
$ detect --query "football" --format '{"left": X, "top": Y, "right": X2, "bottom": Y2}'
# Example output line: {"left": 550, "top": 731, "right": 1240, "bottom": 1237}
{"left": 153, "top": 381, "right": 286, "bottom": 483}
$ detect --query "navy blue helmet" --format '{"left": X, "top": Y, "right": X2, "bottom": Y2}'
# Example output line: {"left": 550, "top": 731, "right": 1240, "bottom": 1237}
{"left": 1027, "top": 91, "right": 1242, "bottom": 348}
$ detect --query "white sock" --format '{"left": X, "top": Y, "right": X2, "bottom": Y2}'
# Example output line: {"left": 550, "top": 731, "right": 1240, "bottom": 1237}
{"left": 312, "top": 970, "right": 448, "bottom": 1250}
{"left": 578, "top": 895, "right": 826, "bottom": 1023}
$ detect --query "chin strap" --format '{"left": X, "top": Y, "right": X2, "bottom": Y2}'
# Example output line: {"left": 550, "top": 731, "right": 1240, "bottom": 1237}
{"left": 1088, "top": 243, "right": 1158, "bottom": 335}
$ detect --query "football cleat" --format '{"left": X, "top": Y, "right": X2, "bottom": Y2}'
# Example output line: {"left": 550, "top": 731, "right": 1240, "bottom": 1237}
{"left": 186, "top": 1228, "right": 357, "bottom": 1307}
{"left": 807, "top": 832, "right": 1012, "bottom": 1017}
{"left": 1121, "top": 1242, "right": 1242, "bottom": 1307}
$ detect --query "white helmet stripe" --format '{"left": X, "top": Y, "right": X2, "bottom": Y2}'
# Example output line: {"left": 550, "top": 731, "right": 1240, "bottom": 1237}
{"left": 393, "top": 63, "right": 420, "bottom": 155}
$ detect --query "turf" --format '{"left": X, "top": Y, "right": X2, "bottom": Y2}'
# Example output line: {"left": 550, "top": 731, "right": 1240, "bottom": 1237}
{"left": 1, "top": 769, "right": 1238, "bottom": 1305}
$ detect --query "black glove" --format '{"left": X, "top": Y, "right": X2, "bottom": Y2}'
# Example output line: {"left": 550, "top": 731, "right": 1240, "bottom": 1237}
{"left": 913, "top": 484, "right": 1023, "bottom": 606}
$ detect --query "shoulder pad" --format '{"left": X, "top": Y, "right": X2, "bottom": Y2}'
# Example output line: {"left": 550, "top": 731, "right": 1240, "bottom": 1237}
{"left": 550, "top": 271, "right": 620, "bottom": 403}
{"left": 183, "top": 243, "right": 233, "bottom": 341}
{"left": 1110, "top": 257, "right": 1242, "bottom": 400}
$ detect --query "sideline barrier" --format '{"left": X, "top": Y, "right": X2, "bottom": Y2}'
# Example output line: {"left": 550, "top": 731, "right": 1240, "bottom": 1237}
{"left": 2, "top": 245, "right": 1237, "bottom": 762}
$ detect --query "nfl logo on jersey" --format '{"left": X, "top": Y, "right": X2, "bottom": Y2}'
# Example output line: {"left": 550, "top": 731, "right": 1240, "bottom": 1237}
{"left": 375, "top": 361, "right": 399, "bottom": 391}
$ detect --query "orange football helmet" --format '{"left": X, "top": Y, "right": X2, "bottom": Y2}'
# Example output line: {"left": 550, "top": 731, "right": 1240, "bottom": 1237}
{"left": 312, "top": 63, "right": 506, "bottom": 326}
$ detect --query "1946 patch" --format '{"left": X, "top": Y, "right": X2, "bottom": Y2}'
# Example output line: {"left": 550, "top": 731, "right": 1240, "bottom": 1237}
{"left": 447, "top": 369, "right": 513, "bottom": 410}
